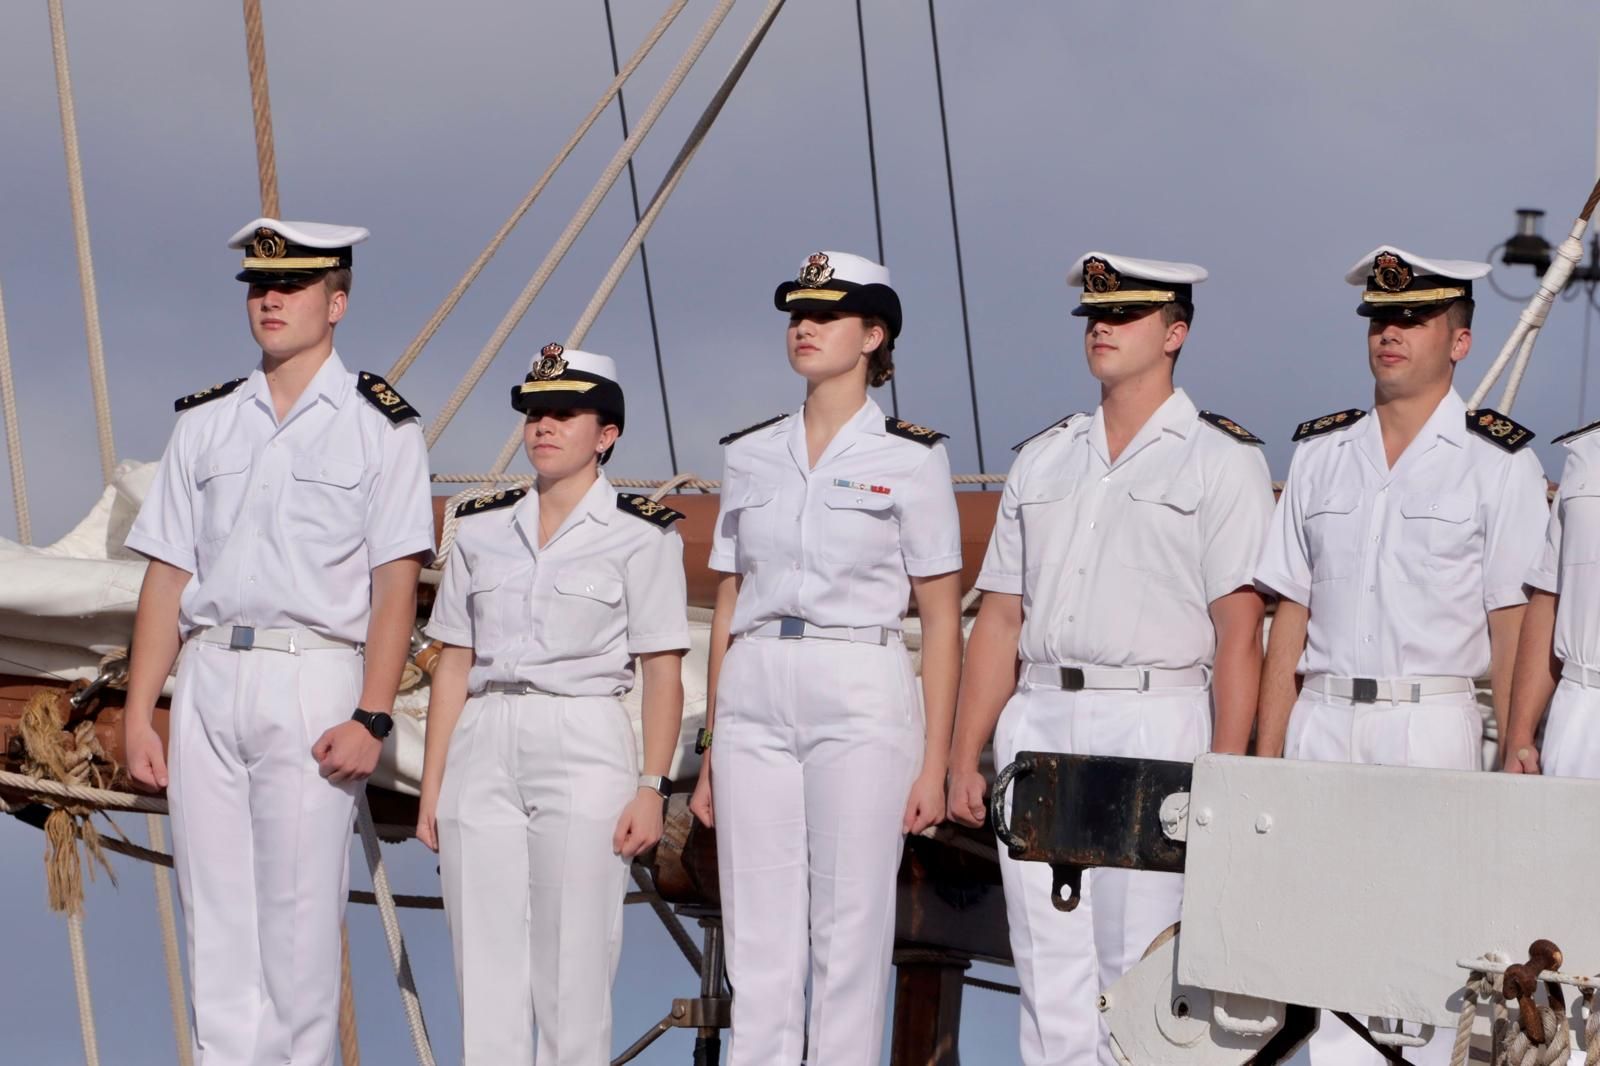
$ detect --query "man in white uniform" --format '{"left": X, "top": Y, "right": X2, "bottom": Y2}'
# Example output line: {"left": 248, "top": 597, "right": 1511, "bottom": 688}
{"left": 948, "top": 252, "right": 1274, "bottom": 1066}
{"left": 1255, "top": 246, "right": 1548, "bottom": 1063}
{"left": 121, "top": 219, "right": 435, "bottom": 1066}
{"left": 1505, "top": 418, "right": 1600, "bottom": 780}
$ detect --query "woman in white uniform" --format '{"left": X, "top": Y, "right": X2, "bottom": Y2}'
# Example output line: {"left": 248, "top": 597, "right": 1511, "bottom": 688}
{"left": 688, "top": 252, "right": 965, "bottom": 1064}
{"left": 416, "top": 343, "right": 689, "bottom": 1066}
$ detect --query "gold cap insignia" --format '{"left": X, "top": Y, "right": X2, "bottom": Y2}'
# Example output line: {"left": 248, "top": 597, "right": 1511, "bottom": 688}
{"left": 1373, "top": 253, "right": 1412, "bottom": 293}
{"left": 533, "top": 342, "right": 567, "bottom": 380}
{"left": 251, "top": 228, "right": 287, "bottom": 260}
{"left": 1083, "top": 257, "right": 1120, "bottom": 294}
{"left": 798, "top": 252, "right": 834, "bottom": 287}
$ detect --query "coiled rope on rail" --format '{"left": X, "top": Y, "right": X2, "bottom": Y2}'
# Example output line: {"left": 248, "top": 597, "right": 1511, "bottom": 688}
{"left": 484, "top": 0, "right": 792, "bottom": 481}
{"left": 47, "top": 0, "right": 115, "bottom": 486}
{"left": 425, "top": 0, "right": 742, "bottom": 451}
{"left": 386, "top": 0, "right": 691, "bottom": 386}
{"left": 0, "top": 280, "right": 31, "bottom": 544}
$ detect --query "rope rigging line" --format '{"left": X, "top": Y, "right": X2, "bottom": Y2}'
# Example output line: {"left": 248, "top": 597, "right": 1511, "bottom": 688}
{"left": 67, "top": 911, "right": 102, "bottom": 1066}
{"left": 241, "top": 0, "right": 280, "bottom": 218}
{"left": 603, "top": 0, "right": 680, "bottom": 475}
{"left": 385, "top": 0, "right": 690, "bottom": 385}
{"left": 483, "top": 0, "right": 792, "bottom": 480}
{"left": 47, "top": 0, "right": 116, "bottom": 487}
{"left": 925, "top": 0, "right": 987, "bottom": 480}
{"left": 854, "top": 0, "right": 898, "bottom": 417}
{"left": 355, "top": 795, "right": 436, "bottom": 1066}
{"left": 0, "top": 280, "right": 32, "bottom": 543}
{"left": 425, "top": 0, "right": 743, "bottom": 451}
{"left": 147, "top": 813, "right": 194, "bottom": 1066}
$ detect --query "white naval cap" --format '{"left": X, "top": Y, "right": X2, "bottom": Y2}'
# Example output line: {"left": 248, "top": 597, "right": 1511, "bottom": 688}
{"left": 512, "top": 342, "right": 626, "bottom": 431}
{"left": 773, "top": 250, "right": 903, "bottom": 337}
{"left": 1067, "top": 251, "right": 1207, "bottom": 317}
{"left": 1345, "top": 245, "right": 1490, "bottom": 319}
{"left": 228, "top": 217, "right": 370, "bottom": 283}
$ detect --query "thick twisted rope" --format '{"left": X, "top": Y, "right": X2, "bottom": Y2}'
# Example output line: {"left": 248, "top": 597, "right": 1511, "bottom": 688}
{"left": 0, "top": 768, "right": 169, "bottom": 813}
{"left": 338, "top": 922, "right": 361, "bottom": 1066}
{"left": 147, "top": 813, "right": 193, "bottom": 1066}
{"left": 386, "top": 0, "right": 690, "bottom": 385}
{"left": 241, "top": 0, "right": 279, "bottom": 218}
{"left": 66, "top": 912, "right": 101, "bottom": 1066}
{"left": 47, "top": 0, "right": 116, "bottom": 485}
{"left": 0, "top": 279, "right": 31, "bottom": 543}
{"left": 484, "top": 0, "right": 791, "bottom": 480}
{"left": 355, "top": 795, "right": 435, "bottom": 1066}
{"left": 425, "top": 0, "right": 741, "bottom": 451}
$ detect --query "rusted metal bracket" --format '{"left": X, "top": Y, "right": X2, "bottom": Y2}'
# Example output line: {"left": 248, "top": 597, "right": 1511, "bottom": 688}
{"left": 990, "top": 752, "right": 1192, "bottom": 911}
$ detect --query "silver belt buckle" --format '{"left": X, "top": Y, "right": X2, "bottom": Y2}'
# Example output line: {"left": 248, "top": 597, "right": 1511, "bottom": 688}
{"left": 1350, "top": 677, "right": 1378, "bottom": 704}
{"left": 1060, "top": 667, "right": 1086, "bottom": 692}
{"left": 778, "top": 617, "right": 806, "bottom": 639}
{"left": 229, "top": 625, "right": 256, "bottom": 651}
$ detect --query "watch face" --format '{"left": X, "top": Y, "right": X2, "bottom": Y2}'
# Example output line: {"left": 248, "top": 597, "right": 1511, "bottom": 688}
{"left": 370, "top": 713, "right": 394, "bottom": 739}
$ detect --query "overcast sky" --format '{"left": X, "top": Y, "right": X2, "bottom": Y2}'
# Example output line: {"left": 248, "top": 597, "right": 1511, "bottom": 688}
{"left": 5, "top": 1, "right": 1600, "bottom": 1062}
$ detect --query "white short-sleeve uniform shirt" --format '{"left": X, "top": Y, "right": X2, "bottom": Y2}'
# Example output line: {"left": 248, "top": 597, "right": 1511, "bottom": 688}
{"left": 976, "top": 388, "right": 1274, "bottom": 670}
{"left": 1527, "top": 427, "right": 1600, "bottom": 665}
{"left": 125, "top": 351, "right": 435, "bottom": 643}
{"left": 708, "top": 397, "right": 963, "bottom": 635}
{"left": 426, "top": 473, "right": 691, "bottom": 697}
{"left": 1255, "top": 388, "right": 1548, "bottom": 679}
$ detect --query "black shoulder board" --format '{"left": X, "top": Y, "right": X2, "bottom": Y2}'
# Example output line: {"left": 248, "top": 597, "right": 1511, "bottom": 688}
{"left": 1012, "top": 414, "right": 1078, "bottom": 453}
{"left": 719, "top": 413, "right": 788, "bottom": 446}
{"left": 1292, "top": 408, "right": 1366, "bottom": 442}
{"left": 174, "top": 377, "right": 246, "bottom": 412}
{"left": 618, "top": 493, "right": 686, "bottom": 528}
{"left": 453, "top": 487, "right": 526, "bottom": 518}
{"left": 1551, "top": 418, "right": 1600, "bottom": 446}
{"left": 884, "top": 417, "right": 947, "bottom": 446}
{"left": 357, "top": 372, "right": 420, "bottom": 424}
{"left": 1198, "top": 410, "right": 1263, "bottom": 445}
{"left": 1466, "top": 408, "right": 1534, "bottom": 452}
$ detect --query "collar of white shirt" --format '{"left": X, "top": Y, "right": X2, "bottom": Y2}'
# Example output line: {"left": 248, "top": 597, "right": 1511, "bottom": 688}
{"left": 785, "top": 395, "right": 886, "bottom": 472}
{"left": 1352, "top": 387, "right": 1466, "bottom": 475}
{"left": 511, "top": 471, "right": 615, "bottom": 552}
{"left": 1078, "top": 387, "right": 1198, "bottom": 469}
{"left": 238, "top": 348, "right": 352, "bottom": 421}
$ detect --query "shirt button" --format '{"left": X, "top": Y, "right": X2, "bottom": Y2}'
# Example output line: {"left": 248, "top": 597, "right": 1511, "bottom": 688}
{"left": 1077, "top": 568, "right": 1085, "bottom": 575}
{"left": 1089, "top": 521, "right": 1096, "bottom": 530}
{"left": 1364, "top": 635, "right": 1372, "bottom": 643}
{"left": 1367, "top": 585, "right": 1375, "bottom": 592}
{"left": 585, "top": 584, "right": 595, "bottom": 593}
{"left": 1068, "top": 615, "right": 1075, "bottom": 622}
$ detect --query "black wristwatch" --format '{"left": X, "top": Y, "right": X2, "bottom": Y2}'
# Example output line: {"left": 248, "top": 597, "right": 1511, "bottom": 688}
{"left": 352, "top": 708, "right": 394, "bottom": 740}
{"left": 694, "top": 727, "right": 713, "bottom": 755}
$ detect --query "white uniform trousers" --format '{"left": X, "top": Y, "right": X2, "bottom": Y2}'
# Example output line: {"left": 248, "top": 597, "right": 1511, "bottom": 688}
{"left": 1284, "top": 686, "right": 1480, "bottom": 1066}
{"left": 994, "top": 683, "right": 1212, "bottom": 1066}
{"left": 167, "top": 640, "right": 363, "bottom": 1066}
{"left": 711, "top": 635, "right": 923, "bottom": 1066}
{"left": 1541, "top": 676, "right": 1600, "bottom": 779}
{"left": 436, "top": 691, "right": 638, "bottom": 1066}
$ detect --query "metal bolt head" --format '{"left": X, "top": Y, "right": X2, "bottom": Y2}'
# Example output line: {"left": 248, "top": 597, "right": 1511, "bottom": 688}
{"left": 1098, "top": 993, "right": 1112, "bottom": 1013}
{"left": 1254, "top": 813, "right": 1273, "bottom": 834}
{"left": 1194, "top": 808, "right": 1213, "bottom": 827}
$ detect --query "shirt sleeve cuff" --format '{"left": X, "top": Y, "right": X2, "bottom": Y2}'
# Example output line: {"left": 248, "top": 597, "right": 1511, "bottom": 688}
{"left": 423, "top": 620, "right": 471, "bottom": 647}
{"left": 1524, "top": 568, "right": 1558, "bottom": 594}
{"left": 629, "top": 629, "right": 692, "bottom": 656}
{"left": 369, "top": 532, "right": 436, "bottom": 569}
{"left": 707, "top": 550, "right": 736, "bottom": 573}
{"left": 123, "top": 532, "right": 195, "bottom": 574}
{"left": 975, "top": 569, "right": 1022, "bottom": 596}
{"left": 904, "top": 552, "right": 963, "bottom": 578}
{"left": 1252, "top": 570, "right": 1308, "bottom": 606}
{"left": 1205, "top": 568, "right": 1261, "bottom": 606}
{"left": 1485, "top": 583, "right": 1531, "bottom": 611}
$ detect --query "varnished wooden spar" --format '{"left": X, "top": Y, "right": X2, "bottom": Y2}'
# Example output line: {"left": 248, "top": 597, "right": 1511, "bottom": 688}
{"left": 431, "top": 491, "right": 1004, "bottom": 607}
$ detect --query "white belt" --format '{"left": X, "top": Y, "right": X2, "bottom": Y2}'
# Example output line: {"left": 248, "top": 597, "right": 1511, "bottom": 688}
{"left": 1560, "top": 661, "right": 1600, "bottom": 687}
{"left": 478, "top": 680, "right": 558, "bottom": 697}
{"left": 191, "top": 624, "right": 358, "bottom": 654}
{"left": 745, "top": 617, "right": 895, "bottom": 646}
{"left": 1021, "top": 663, "right": 1210, "bottom": 692}
{"left": 1303, "top": 674, "right": 1474, "bottom": 704}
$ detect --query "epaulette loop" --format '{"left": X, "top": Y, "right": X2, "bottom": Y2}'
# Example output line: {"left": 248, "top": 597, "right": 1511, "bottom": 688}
{"left": 1198, "top": 410, "right": 1263, "bottom": 445}
{"left": 1011, "top": 414, "right": 1079, "bottom": 453}
{"left": 358, "top": 372, "right": 420, "bottom": 424}
{"left": 884, "top": 417, "right": 947, "bottom": 446}
{"left": 1466, "top": 408, "right": 1534, "bottom": 452}
{"left": 174, "top": 377, "right": 246, "bottom": 412}
{"left": 453, "top": 488, "right": 526, "bottom": 518}
{"left": 617, "top": 493, "right": 685, "bottom": 528}
{"left": 719, "top": 413, "right": 788, "bottom": 446}
{"left": 1292, "top": 408, "right": 1366, "bottom": 442}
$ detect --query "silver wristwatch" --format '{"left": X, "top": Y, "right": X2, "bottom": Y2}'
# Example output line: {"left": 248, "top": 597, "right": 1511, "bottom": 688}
{"left": 637, "top": 774, "right": 671, "bottom": 798}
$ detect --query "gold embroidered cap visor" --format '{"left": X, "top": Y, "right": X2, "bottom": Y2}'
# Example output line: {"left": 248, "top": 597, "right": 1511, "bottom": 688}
{"left": 1356, "top": 275, "right": 1470, "bottom": 320}
{"left": 510, "top": 369, "right": 625, "bottom": 432}
{"left": 1070, "top": 281, "right": 1192, "bottom": 318}
{"left": 773, "top": 279, "right": 903, "bottom": 338}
